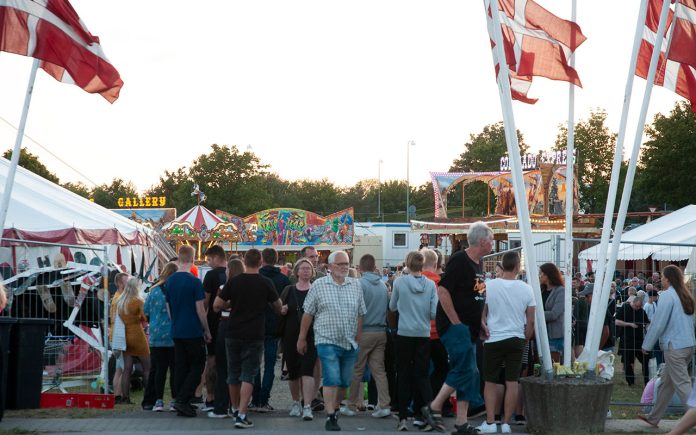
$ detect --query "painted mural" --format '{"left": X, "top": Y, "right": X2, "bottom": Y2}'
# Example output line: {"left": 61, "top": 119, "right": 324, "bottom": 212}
{"left": 215, "top": 208, "right": 354, "bottom": 247}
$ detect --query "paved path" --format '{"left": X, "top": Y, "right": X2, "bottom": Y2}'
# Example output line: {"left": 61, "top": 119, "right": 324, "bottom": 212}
{"left": 0, "top": 410, "right": 682, "bottom": 434}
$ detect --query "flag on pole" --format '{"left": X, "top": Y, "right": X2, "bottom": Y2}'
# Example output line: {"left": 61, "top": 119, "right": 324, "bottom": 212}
{"left": 0, "top": 0, "right": 123, "bottom": 103}
{"left": 637, "top": 0, "right": 696, "bottom": 112}
{"left": 485, "top": 0, "right": 586, "bottom": 104}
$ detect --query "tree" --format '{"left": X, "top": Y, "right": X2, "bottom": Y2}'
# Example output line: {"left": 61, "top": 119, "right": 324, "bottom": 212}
{"left": 449, "top": 122, "right": 528, "bottom": 216}
{"left": 637, "top": 101, "right": 696, "bottom": 210}
{"left": 62, "top": 181, "right": 91, "bottom": 199}
{"left": 91, "top": 178, "right": 138, "bottom": 208}
{"left": 3, "top": 148, "right": 59, "bottom": 183}
{"left": 554, "top": 109, "right": 618, "bottom": 213}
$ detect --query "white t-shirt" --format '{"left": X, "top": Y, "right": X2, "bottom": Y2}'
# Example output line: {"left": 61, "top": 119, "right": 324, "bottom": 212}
{"left": 485, "top": 278, "right": 536, "bottom": 343}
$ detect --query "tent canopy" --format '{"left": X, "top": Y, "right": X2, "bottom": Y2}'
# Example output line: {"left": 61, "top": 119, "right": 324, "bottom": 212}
{"left": 0, "top": 157, "right": 154, "bottom": 245}
{"left": 578, "top": 205, "right": 696, "bottom": 262}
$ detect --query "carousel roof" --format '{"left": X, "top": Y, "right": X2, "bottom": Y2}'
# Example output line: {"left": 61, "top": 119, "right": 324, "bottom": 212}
{"left": 175, "top": 205, "right": 222, "bottom": 231}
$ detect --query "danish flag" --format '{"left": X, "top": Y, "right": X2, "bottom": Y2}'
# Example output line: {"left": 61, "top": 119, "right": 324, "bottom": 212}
{"left": 637, "top": 0, "right": 696, "bottom": 112}
{"left": 485, "top": 0, "right": 586, "bottom": 104}
{"left": 0, "top": 0, "right": 123, "bottom": 102}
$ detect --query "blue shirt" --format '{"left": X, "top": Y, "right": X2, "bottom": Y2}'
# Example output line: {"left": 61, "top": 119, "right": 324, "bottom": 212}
{"left": 165, "top": 271, "right": 205, "bottom": 339}
{"left": 144, "top": 284, "right": 174, "bottom": 347}
{"left": 643, "top": 286, "right": 696, "bottom": 351}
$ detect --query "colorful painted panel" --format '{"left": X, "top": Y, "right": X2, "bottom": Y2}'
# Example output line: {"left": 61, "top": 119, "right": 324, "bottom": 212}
{"left": 215, "top": 208, "right": 354, "bottom": 247}
{"left": 111, "top": 208, "right": 177, "bottom": 230}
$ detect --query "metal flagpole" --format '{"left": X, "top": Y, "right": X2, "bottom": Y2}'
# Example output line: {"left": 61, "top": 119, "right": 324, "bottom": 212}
{"left": 0, "top": 58, "right": 40, "bottom": 233}
{"left": 486, "top": 0, "right": 553, "bottom": 375}
{"left": 585, "top": 0, "right": 670, "bottom": 370}
{"left": 562, "top": 0, "right": 578, "bottom": 368}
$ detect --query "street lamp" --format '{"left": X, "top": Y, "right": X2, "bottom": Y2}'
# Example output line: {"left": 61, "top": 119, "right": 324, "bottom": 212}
{"left": 406, "top": 140, "right": 415, "bottom": 222}
{"left": 378, "top": 159, "right": 383, "bottom": 222}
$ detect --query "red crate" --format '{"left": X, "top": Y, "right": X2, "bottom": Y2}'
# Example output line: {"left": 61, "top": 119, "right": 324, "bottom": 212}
{"left": 40, "top": 393, "right": 114, "bottom": 409}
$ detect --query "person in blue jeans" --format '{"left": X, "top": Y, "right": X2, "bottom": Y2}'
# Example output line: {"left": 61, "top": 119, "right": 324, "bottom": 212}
{"left": 252, "top": 248, "right": 291, "bottom": 412}
{"left": 422, "top": 222, "right": 493, "bottom": 435}
{"left": 298, "top": 251, "right": 366, "bottom": 432}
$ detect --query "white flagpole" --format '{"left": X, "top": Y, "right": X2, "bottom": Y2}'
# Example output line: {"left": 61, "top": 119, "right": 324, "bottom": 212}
{"left": 562, "top": 0, "right": 577, "bottom": 368}
{"left": 486, "top": 0, "right": 553, "bottom": 375}
{"left": 583, "top": 0, "right": 670, "bottom": 369}
{"left": 0, "top": 58, "right": 40, "bottom": 235}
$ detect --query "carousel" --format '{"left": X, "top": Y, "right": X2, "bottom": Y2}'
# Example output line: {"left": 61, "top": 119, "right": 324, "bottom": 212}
{"left": 161, "top": 185, "right": 254, "bottom": 259}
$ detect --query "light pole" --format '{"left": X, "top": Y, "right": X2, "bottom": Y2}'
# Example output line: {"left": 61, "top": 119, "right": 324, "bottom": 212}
{"left": 378, "top": 159, "right": 383, "bottom": 222}
{"left": 406, "top": 140, "right": 415, "bottom": 222}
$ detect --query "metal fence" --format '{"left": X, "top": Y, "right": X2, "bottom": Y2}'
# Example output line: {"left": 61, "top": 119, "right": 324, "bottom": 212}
{"left": 1, "top": 239, "right": 110, "bottom": 394}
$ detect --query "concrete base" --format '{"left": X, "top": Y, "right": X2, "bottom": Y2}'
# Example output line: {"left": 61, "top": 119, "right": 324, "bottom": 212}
{"left": 521, "top": 376, "right": 613, "bottom": 433}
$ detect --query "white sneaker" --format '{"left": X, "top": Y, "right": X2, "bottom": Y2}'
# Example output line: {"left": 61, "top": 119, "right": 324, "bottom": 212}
{"left": 371, "top": 407, "right": 391, "bottom": 418}
{"left": 477, "top": 421, "right": 498, "bottom": 433}
{"left": 339, "top": 406, "right": 356, "bottom": 416}
{"left": 501, "top": 423, "right": 511, "bottom": 433}
{"left": 302, "top": 405, "right": 314, "bottom": 421}
{"left": 289, "top": 401, "right": 302, "bottom": 417}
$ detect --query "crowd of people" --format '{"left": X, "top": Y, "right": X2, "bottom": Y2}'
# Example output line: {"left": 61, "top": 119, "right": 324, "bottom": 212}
{"left": 62, "top": 219, "right": 696, "bottom": 434}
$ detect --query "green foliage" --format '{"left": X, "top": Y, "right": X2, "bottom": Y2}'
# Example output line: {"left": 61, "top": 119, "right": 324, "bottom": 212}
{"left": 62, "top": 181, "right": 91, "bottom": 199}
{"left": 554, "top": 109, "right": 619, "bottom": 213}
{"left": 91, "top": 179, "right": 138, "bottom": 208}
{"left": 3, "top": 148, "right": 59, "bottom": 183}
{"left": 637, "top": 101, "right": 696, "bottom": 210}
{"left": 449, "top": 122, "right": 528, "bottom": 215}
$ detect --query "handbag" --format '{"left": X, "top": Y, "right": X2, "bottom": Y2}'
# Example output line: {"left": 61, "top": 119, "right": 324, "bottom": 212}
{"left": 112, "top": 313, "right": 127, "bottom": 351}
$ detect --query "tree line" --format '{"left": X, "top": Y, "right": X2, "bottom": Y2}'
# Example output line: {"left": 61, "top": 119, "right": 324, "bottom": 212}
{"left": 6, "top": 102, "right": 696, "bottom": 222}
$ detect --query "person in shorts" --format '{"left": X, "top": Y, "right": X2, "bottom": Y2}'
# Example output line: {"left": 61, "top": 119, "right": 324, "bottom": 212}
{"left": 478, "top": 251, "right": 535, "bottom": 434}
{"left": 297, "top": 250, "right": 366, "bottom": 431}
{"left": 213, "top": 248, "right": 282, "bottom": 429}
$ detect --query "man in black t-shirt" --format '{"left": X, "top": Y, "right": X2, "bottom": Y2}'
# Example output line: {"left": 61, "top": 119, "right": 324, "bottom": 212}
{"left": 615, "top": 294, "right": 650, "bottom": 386}
{"left": 202, "top": 245, "right": 227, "bottom": 411}
{"left": 213, "top": 249, "right": 283, "bottom": 429}
{"left": 422, "top": 222, "right": 493, "bottom": 435}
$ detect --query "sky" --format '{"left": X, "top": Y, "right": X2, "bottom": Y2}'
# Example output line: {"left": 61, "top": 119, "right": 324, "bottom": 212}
{"left": 0, "top": 0, "right": 684, "bottom": 194}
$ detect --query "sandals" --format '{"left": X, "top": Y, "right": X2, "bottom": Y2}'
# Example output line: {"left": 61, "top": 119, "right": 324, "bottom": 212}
{"left": 37, "top": 284, "right": 56, "bottom": 313}
{"left": 421, "top": 406, "right": 446, "bottom": 433}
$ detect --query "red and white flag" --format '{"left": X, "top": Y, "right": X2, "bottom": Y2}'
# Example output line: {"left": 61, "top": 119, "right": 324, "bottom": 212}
{"left": 486, "top": 0, "right": 586, "bottom": 104}
{"left": 637, "top": 0, "right": 696, "bottom": 112}
{"left": 0, "top": 0, "right": 123, "bottom": 103}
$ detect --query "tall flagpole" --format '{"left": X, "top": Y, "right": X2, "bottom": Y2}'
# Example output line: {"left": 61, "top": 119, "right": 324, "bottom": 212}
{"left": 562, "top": 0, "right": 577, "bottom": 368}
{"left": 486, "top": 0, "right": 553, "bottom": 375}
{"left": 0, "top": 58, "right": 40, "bottom": 235}
{"left": 582, "top": 0, "right": 668, "bottom": 370}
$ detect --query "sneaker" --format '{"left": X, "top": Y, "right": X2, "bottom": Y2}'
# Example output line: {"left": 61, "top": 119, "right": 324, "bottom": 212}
{"left": 501, "top": 423, "right": 511, "bottom": 434}
{"left": 248, "top": 403, "right": 258, "bottom": 412}
{"left": 190, "top": 396, "right": 204, "bottom": 406}
{"left": 397, "top": 419, "right": 409, "bottom": 431}
{"left": 372, "top": 407, "right": 391, "bottom": 418}
{"left": 413, "top": 419, "right": 427, "bottom": 430}
{"left": 303, "top": 405, "right": 314, "bottom": 421}
{"left": 142, "top": 403, "right": 154, "bottom": 411}
{"left": 169, "top": 401, "right": 176, "bottom": 412}
{"left": 513, "top": 415, "right": 525, "bottom": 426}
{"left": 229, "top": 407, "right": 239, "bottom": 418}
{"left": 153, "top": 399, "right": 165, "bottom": 412}
{"left": 454, "top": 423, "right": 482, "bottom": 435}
{"left": 208, "top": 410, "right": 230, "bottom": 419}
{"left": 201, "top": 401, "right": 215, "bottom": 412}
{"left": 235, "top": 415, "right": 254, "bottom": 428}
{"left": 257, "top": 403, "right": 275, "bottom": 413}
{"left": 366, "top": 404, "right": 376, "bottom": 411}
{"left": 477, "top": 421, "right": 497, "bottom": 434}
{"left": 420, "top": 406, "right": 445, "bottom": 433}
{"left": 290, "top": 401, "right": 302, "bottom": 417}
{"left": 339, "top": 406, "right": 356, "bottom": 417}
{"left": 325, "top": 414, "right": 341, "bottom": 431}
{"left": 311, "top": 398, "right": 325, "bottom": 412}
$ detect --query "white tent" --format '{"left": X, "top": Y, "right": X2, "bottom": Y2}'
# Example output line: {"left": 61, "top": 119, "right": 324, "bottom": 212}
{"left": 578, "top": 205, "right": 696, "bottom": 262}
{"left": 0, "top": 157, "right": 173, "bottom": 273}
